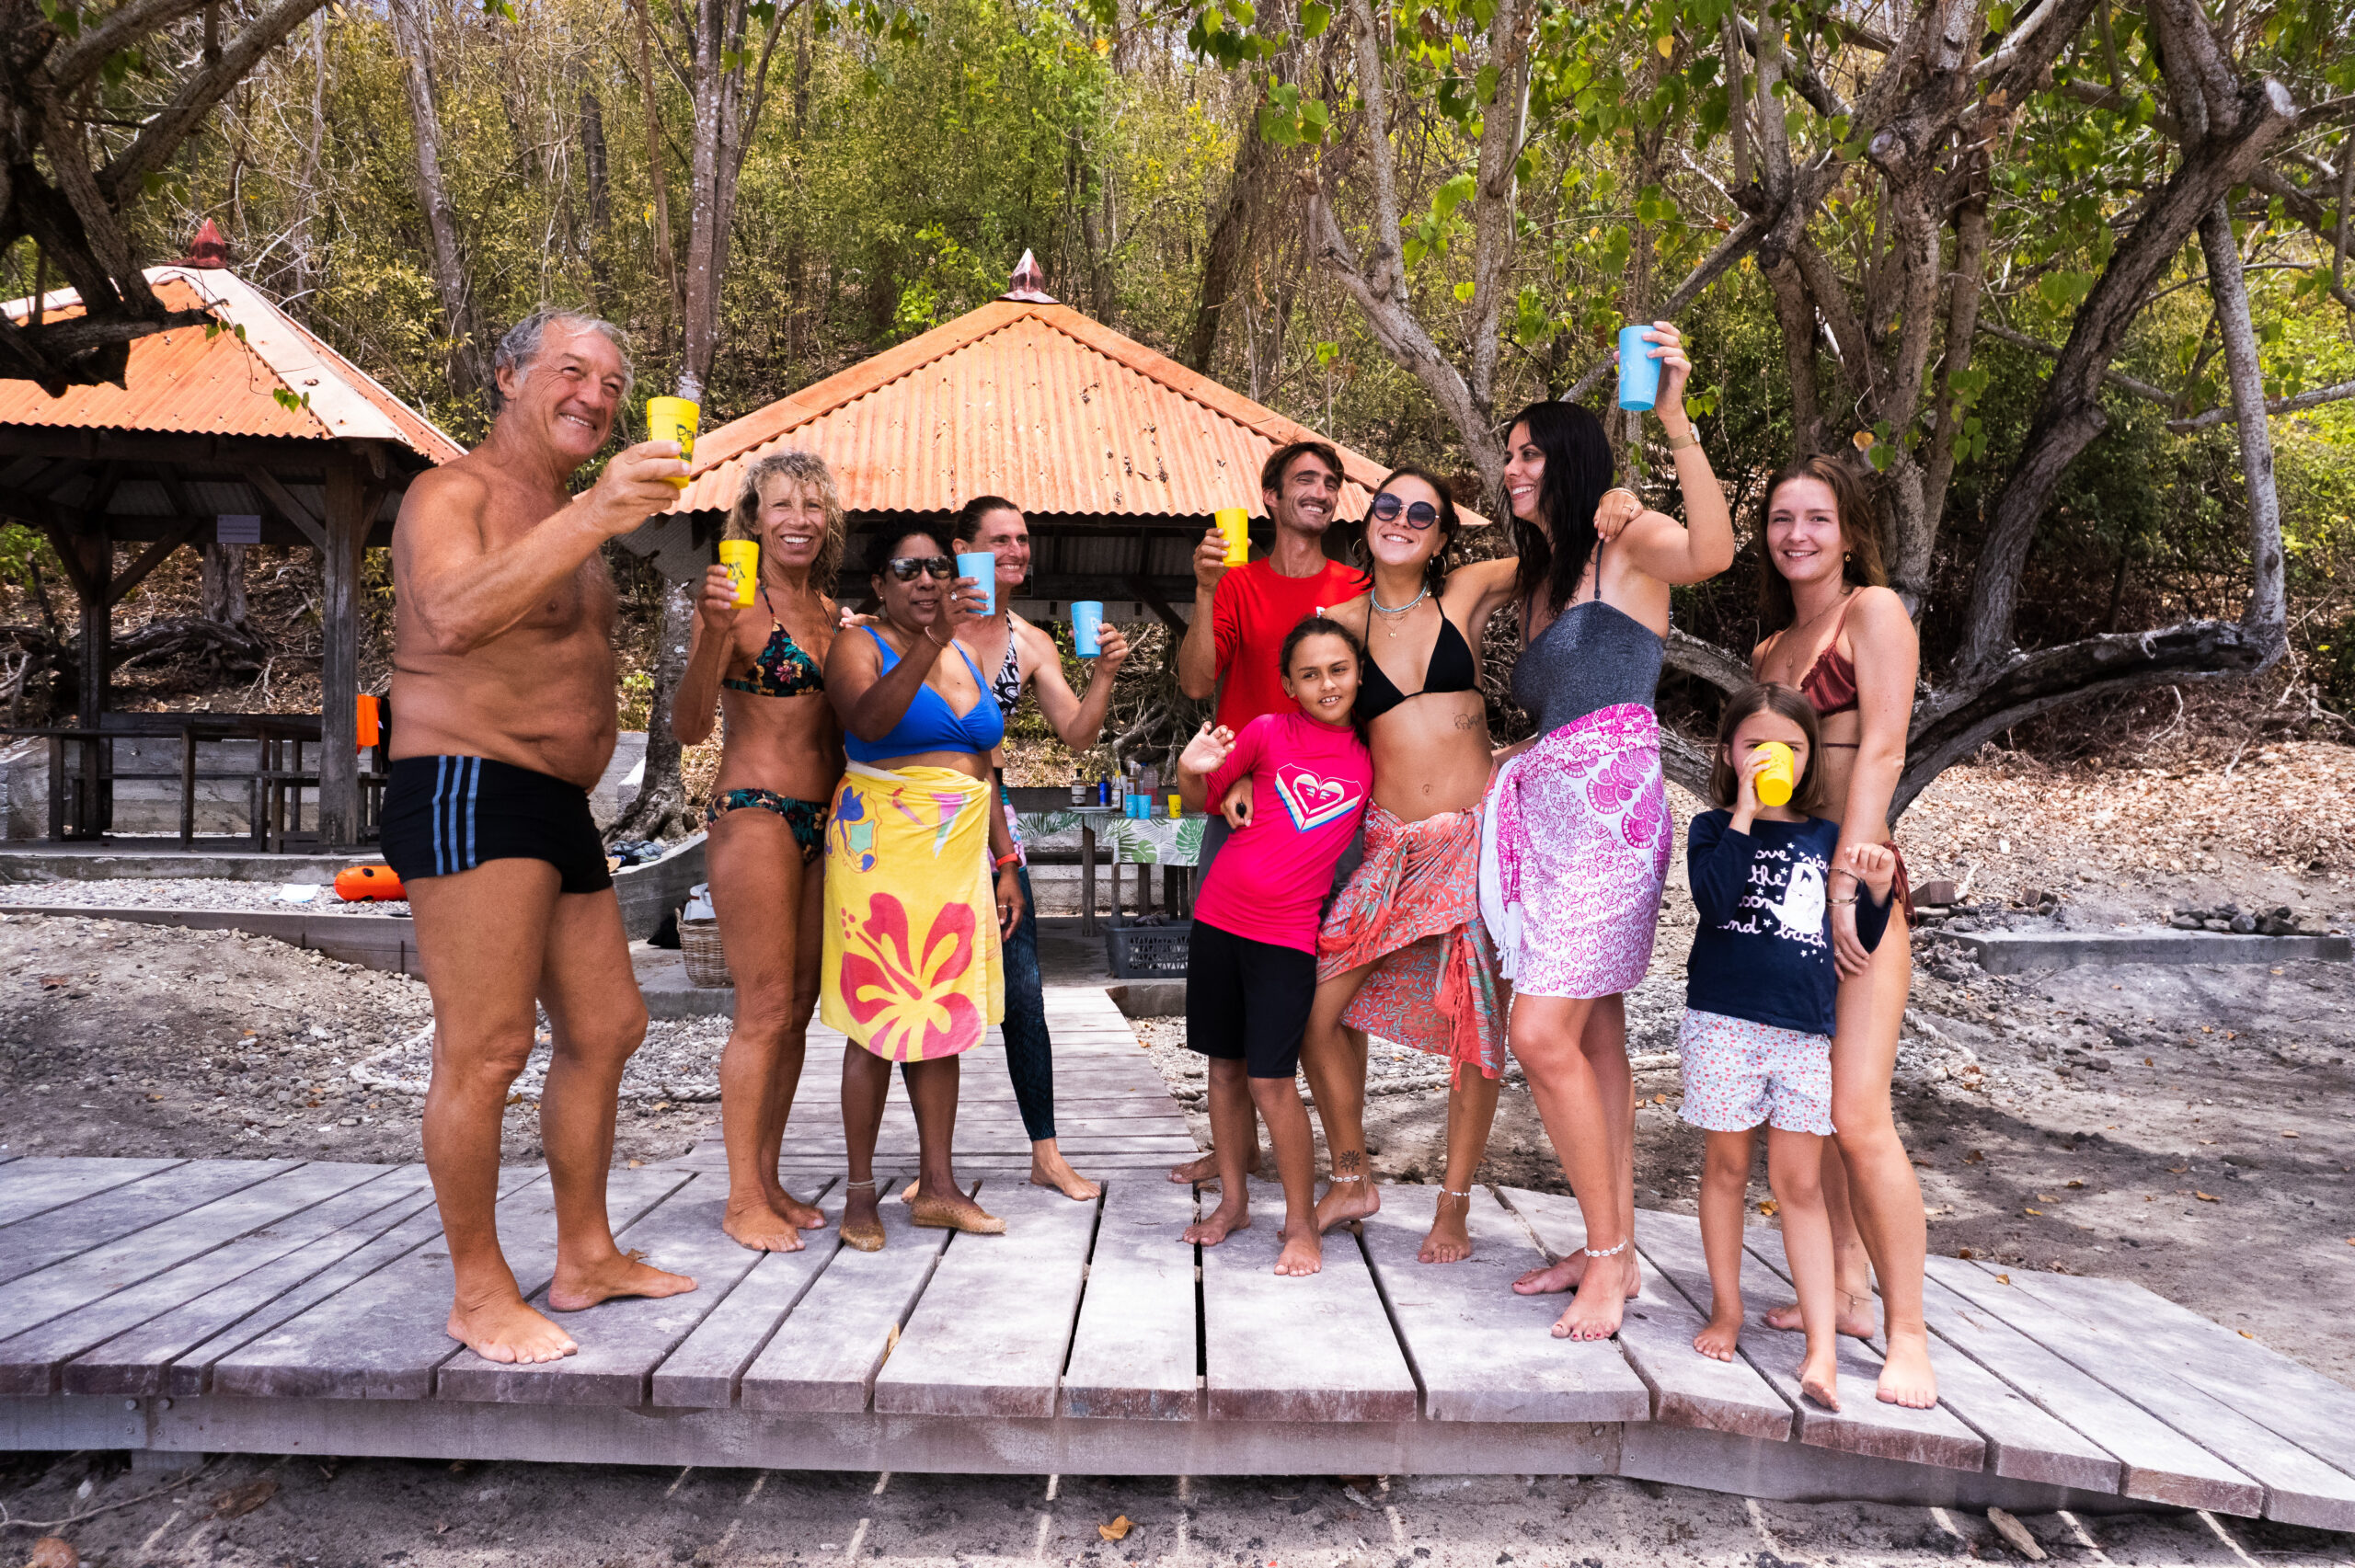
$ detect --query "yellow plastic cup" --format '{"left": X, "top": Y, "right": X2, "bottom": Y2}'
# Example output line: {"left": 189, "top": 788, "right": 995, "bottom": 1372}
{"left": 646, "top": 395, "right": 699, "bottom": 488}
{"left": 1754, "top": 740, "right": 1795, "bottom": 807}
{"left": 1168, "top": 794, "right": 1181, "bottom": 819}
{"left": 717, "top": 540, "right": 758, "bottom": 608}
{"left": 1214, "top": 505, "right": 1250, "bottom": 567}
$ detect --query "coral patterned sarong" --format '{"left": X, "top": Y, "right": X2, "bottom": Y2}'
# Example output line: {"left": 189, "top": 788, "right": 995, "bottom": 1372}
{"left": 821, "top": 762, "right": 1004, "bottom": 1061}
{"left": 1478, "top": 703, "right": 1672, "bottom": 999}
{"left": 1317, "top": 804, "right": 1507, "bottom": 1082}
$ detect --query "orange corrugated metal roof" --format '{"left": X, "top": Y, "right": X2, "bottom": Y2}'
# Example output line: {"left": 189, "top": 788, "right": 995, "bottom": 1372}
{"left": 0, "top": 270, "right": 462, "bottom": 464}
{"left": 674, "top": 299, "right": 1486, "bottom": 526}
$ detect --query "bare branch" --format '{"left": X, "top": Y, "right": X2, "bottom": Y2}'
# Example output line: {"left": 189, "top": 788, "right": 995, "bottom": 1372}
{"left": 1975, "top": 318, "right": 2176, "bottom": 404}
{"left": 1562, "top": 211, "right": 1771, "bottom": 401}
{"left": 51, "top": 0, "right": 213, "bottom": 89}
{"left": 2165, "top": 378, "right": 2355, "bottom": 432}
{"left": 2196, "top": 199, "right": 2286, "bottom": 657}
{"left": 98, "top": 0, "right": 333, "bottom": 202}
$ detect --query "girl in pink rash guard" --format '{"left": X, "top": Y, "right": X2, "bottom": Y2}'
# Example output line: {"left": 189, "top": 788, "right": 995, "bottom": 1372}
{"left": 1175, "top": 615, "right": 1372, "bottom": 1277}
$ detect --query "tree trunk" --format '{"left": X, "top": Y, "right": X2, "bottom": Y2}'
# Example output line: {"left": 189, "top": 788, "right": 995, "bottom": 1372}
{"left": 615, "top": 578, "right": 697, "bottom": 841}
{"left": 580, "top": 86, "right": 614, "bottom": 305}
{"left": 1183, "top": 125, "right": 1266, "bottom": 374}
{"left": 200, "top": 542, "right": 247, "bottom": 631}
{"left": 385, "top": 0, "right": 489, "bottom": 405}
{"left": 2196, "top": 200, "right": 2287, "bottom": 658}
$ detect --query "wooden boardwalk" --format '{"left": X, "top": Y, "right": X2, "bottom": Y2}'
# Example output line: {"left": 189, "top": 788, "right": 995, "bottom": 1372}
{"left": 5, "top": 987, "right": 2354, "bottom": 1519}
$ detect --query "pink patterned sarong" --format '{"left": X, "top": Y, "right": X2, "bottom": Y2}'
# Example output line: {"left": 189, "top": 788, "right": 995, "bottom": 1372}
{"left": 1316, "top": 804, "right": 1507, "bottom": 1082}
{"left": 1478, "top": 703, "right": 1671, "bottom": 999}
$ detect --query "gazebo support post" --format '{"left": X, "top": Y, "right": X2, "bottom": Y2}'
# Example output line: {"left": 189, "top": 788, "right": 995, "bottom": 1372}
{"left": 316, "top": 454, "right": 369, "bottom": 847}
{"left": 59, "top": 523, "right": 110, "bottom": 837}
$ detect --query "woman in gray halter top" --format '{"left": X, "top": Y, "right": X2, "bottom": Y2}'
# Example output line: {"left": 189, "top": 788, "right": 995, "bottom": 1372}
{"left": 1484, "top": 323, "right": 1736, "bottom": 1341}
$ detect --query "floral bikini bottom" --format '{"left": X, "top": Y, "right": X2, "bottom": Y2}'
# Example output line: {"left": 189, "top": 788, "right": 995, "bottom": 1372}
{"left": 706, "top": 788, "right": 829, "bottom": 864}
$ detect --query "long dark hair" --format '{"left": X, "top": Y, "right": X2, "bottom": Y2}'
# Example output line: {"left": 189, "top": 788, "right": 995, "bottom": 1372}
{"left": 1756, "top": 455, "right": 1886, "bottom": 634}
{"left": 1504, "top": 400, "right": 1614, "bottom": 618}
{"left": 1708, "top": 682, "right": 1829, "bottom": 815}
{"left": 1349, "top": 464, "right": 1463, "bottom": 600}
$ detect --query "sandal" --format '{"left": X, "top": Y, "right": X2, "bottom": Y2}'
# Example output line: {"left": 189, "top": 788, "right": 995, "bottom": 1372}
{"left": 839, "top": 1178, "right": 885, "bottom": 1252}
{"left": 909, "top": 1196, "right": 1006, "bottom": 1235}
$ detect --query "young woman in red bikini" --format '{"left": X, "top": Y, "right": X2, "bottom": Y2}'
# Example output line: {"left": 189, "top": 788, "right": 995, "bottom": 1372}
{"left": 1747, "top": 455, "right": 1936, "bottom": 1409}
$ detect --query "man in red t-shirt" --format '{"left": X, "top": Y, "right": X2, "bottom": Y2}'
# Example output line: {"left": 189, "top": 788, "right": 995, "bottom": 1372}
{"left": 1178, "top": 441, "right": 1363, "bottom": 726}
{"left": 1170, "top": 439, "right": 1365, "bottom": 1186}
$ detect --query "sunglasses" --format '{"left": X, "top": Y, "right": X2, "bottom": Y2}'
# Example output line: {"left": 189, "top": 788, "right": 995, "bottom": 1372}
{"left": 1368, "top": 493, "right": 1442, "bottom": 530}
{"left": 883, "top": 555, "right": 956, "bottom": 581}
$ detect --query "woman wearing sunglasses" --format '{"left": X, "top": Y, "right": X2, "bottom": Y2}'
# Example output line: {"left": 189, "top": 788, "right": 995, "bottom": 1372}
{"left": 820, "top": 526, "right": 1024, "bottom": 1249}
{"left": 1301, "top": 464, "right": 1527, "bottom": 1265}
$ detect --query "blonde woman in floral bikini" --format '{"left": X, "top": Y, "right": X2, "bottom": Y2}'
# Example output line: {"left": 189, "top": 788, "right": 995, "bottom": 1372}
{"left": 674, "top": 450, "right": 845, "bottom": 1253}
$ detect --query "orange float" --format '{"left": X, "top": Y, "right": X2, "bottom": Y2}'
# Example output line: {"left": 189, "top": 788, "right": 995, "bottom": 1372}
{"left": 334, "top": 864, "right": 406, "bottom": 901}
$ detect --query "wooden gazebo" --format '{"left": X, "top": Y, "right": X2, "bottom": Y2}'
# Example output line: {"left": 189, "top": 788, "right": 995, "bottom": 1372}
{"left": 0, "top": 226, "right": 463, "bottom": 845}
{"left": 622, "top": 256, "right": 1478, "bottom": 623}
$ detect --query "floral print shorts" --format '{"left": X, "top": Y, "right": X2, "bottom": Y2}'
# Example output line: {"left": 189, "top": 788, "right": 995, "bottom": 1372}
{"left": 1676, "top": 1009, "right": 1834, "bottom": 1137}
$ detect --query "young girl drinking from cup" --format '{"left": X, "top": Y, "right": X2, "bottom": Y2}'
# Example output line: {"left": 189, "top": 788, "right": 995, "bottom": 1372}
{"left": 1177, "top": 616, "right": 1373, "bottom": 1276}
{"left": 1682, "top": 683, "right": 1895, "bottom": 1409}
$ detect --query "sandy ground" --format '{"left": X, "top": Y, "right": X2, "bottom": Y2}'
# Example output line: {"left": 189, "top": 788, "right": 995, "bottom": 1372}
{"left": 6, "top": 1451, "right": 2354, "bottom": 1568}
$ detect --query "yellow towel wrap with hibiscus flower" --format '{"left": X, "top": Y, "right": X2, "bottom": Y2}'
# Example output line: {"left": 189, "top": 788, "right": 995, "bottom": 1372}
{"left": 821, "top": 762, "right": 1005, "bottom": 1061}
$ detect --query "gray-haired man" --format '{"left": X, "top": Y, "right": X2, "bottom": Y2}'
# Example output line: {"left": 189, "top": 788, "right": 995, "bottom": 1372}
{"left": 385, "top": 310, "right": 695, "bottom": 1365}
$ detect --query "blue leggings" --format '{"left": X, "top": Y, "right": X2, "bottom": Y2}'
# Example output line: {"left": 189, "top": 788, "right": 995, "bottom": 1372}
{"left": 899, "top": 863, "right": 1054, "bottom": 1141}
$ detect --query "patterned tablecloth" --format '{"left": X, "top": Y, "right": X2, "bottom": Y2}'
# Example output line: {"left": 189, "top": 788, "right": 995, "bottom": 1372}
{"left": 1014, "top": 810, "right": 1204, "bottom": 866}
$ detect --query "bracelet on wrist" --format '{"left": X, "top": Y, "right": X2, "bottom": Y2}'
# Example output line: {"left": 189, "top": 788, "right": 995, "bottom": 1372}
{"left": 994, "top": 852, "right": 1020, "bottom": 869}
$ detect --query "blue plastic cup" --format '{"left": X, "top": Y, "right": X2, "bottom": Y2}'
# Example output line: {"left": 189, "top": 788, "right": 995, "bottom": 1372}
{"left": 1072, "top": 600, "right": 1104, "bottom": 657}
{"left": 1617, "top": 324, "right": 1660, "bottom": 412}
{"left": 956, "top": 551, "right": 997, "bottom": 618}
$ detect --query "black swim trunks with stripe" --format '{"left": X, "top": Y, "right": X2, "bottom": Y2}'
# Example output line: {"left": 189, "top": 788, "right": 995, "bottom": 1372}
{"left": 380, "top": 754, "right": 613, "bottom": 895}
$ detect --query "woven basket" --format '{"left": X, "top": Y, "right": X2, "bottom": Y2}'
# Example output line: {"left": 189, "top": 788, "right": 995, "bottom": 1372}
{"left": 680, "top": 918, "right": 732, "bottom": 988}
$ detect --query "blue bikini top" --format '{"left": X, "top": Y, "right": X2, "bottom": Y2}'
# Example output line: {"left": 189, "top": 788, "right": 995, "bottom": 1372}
{"left": 844, "top": 625, "right": 1007, "bottom": 764}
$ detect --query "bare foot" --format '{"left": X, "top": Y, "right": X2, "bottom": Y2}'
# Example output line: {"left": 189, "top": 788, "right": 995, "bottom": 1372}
{"left": 899, "top": 1177, "right": 922, "bottom": 1204}
{"left": 1418, "top": 1192, "right": 1473, "bottom": 1264}
{"left": 1274, "top": 1224, "right": 1323, "bottom": 1276}
{"left": 723, "top": 1196, "right": 807, "bottom": 1253}
{"left": 1184, "top": 1203, "right": 1249, "bottom": 1246}
{"left": 1170, "top": 1147, "right": 1262, "bottom": 1186}
{"left": 1549, "top": 1249, "right": 1637, "bottom": 1341}
{"left": 1765, "top": 1289, "right": 1876, "bottom": 1338}
{"left": 1513, "top": 1251, "right": 1643, "bottom": 1299}
{"left": 1512, "top": 1255, "right": 1580, "bottom": 1295}
{"left": 1800, "top": 1344, "right": 1842, "bottom": 1411}
{"left": 1692, "top": 1305, "right": 1742, "bottom": 1362}
{"left": 1877, "top": 1326, "right": 1938, "bottom": 1409}
{"left": 1030, "top": 1143, "right": 1101, "bottom": 1201}
{"left": 763, "top": 1185, "right": 829, "bottom": 1230}
{"left": 447, "top": 1295, "right": 577, "bottom": 1364}
{"left": 547, "top": 1250, "right": 697, "bottom": 1313}
{"left": 1314, "top": 1174, "right": 1380, "bottom": 1234}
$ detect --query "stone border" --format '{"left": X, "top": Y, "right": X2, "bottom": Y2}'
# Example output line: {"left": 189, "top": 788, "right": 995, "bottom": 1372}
{"left": 1950, "top": 928, "right": 2352, "bottom": 975}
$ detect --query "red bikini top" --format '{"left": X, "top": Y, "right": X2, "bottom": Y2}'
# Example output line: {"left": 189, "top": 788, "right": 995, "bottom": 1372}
{"left": 1761, "top": 594, "right": 1859, "bottom": 717}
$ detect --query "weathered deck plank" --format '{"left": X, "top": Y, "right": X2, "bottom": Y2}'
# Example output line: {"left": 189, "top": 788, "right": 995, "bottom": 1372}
{"left": 1060, "top": 1177, "right": 1197, "bottom": 1420}
{"left": 435, "top": 1173, "right": 781, "bottom": 1405}
{"left": 63, "top": 1173, "right": 442, "bottom": 1397}
{"left": 1200, "top": 1178, "right": 1417, "bottom": 1423}
{"left": 872, "top": 1182, "right": 1099, "bottom": 1417}
{"left": 1936, "top": 1260, "right": 2355, "bottom": 1528}
{"left": 141, "top": 1166, "right": 542, "bottom": 1398}
{"left": 0, "top": 1162, "right": 389, "bottom": 1350}
{"left": 1740, "top": 1227, "right": 2120, "bottom": 1493}
{"left": 1362, "top": 1185, "right": 1648, "bottom": 1425}
{"left": 0, "top": 1166, "right": 422, "bottom": 1396}
{"left": 647, "top": 1179, "right": 846, "bottom": 1409}
{"left": 1637, "top": 1211, "right": 1984, "bottom": 1472}
{"left": 210, "top": 1166, "right": 688, "bottom": 1400}
{"left": 736, "top": 1183, "right": 957, "bottom": 1413}
{"left": 0, "top": 1158, "right": 186, "bottom": 1230}
{"left": 1499, "top": 1187, "right": 1791, "bottom": 1441}
{"left": 0, "top": 1160, "right": 299, "bottom": 1287}
{"left": 1988, "top": 1265, "right": 2355, "bottom": 1484}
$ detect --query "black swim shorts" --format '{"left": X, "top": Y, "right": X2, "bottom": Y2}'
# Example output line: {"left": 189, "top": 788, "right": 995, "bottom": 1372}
{"left": 380, "top": 754, "right": 613, "bottom": 895}
{"left": 1186, "top": 918, "right": 1315, "bottom": 1080}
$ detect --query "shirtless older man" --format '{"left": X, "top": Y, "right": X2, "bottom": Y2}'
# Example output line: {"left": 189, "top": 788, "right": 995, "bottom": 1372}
{"left": 385, "top": 309, "right": 695, "bottom": 1364}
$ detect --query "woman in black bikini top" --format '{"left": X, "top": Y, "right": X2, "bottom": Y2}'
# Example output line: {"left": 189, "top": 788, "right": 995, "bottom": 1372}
{"left": 1291, "top": 464, "right": 1531, "bottom": 1268}
{"left": 672, "top": 449, "right": 847, "bottom": 1256}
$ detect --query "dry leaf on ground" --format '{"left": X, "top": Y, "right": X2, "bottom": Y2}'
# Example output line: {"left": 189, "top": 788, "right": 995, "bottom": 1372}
{"left": 211, "top": 1476, "right": 277, "bottom": 1518}
{"left": 1098, "top": 1516, "right": 1133, "bottom": 1542}
{"left": 26, "top": 1538, "right": 79, "bottom": 1568}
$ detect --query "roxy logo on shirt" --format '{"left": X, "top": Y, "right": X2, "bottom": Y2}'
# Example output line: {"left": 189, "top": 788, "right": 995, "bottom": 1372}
{"left": 1273, "top": 761, "right": 1362, "bottom": 832}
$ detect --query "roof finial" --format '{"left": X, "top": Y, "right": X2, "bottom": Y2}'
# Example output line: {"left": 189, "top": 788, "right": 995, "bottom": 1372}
{"left": 179, "top": 217, "right": 232, "bottom": 269}
{"left": 1002, "top": 250, "right": 1055, "bottom": 304}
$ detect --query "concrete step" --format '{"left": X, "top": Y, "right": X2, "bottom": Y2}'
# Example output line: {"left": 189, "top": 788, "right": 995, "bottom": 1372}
{"left": 1951, "top": 927, "right": 2351, "bottom": 974}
